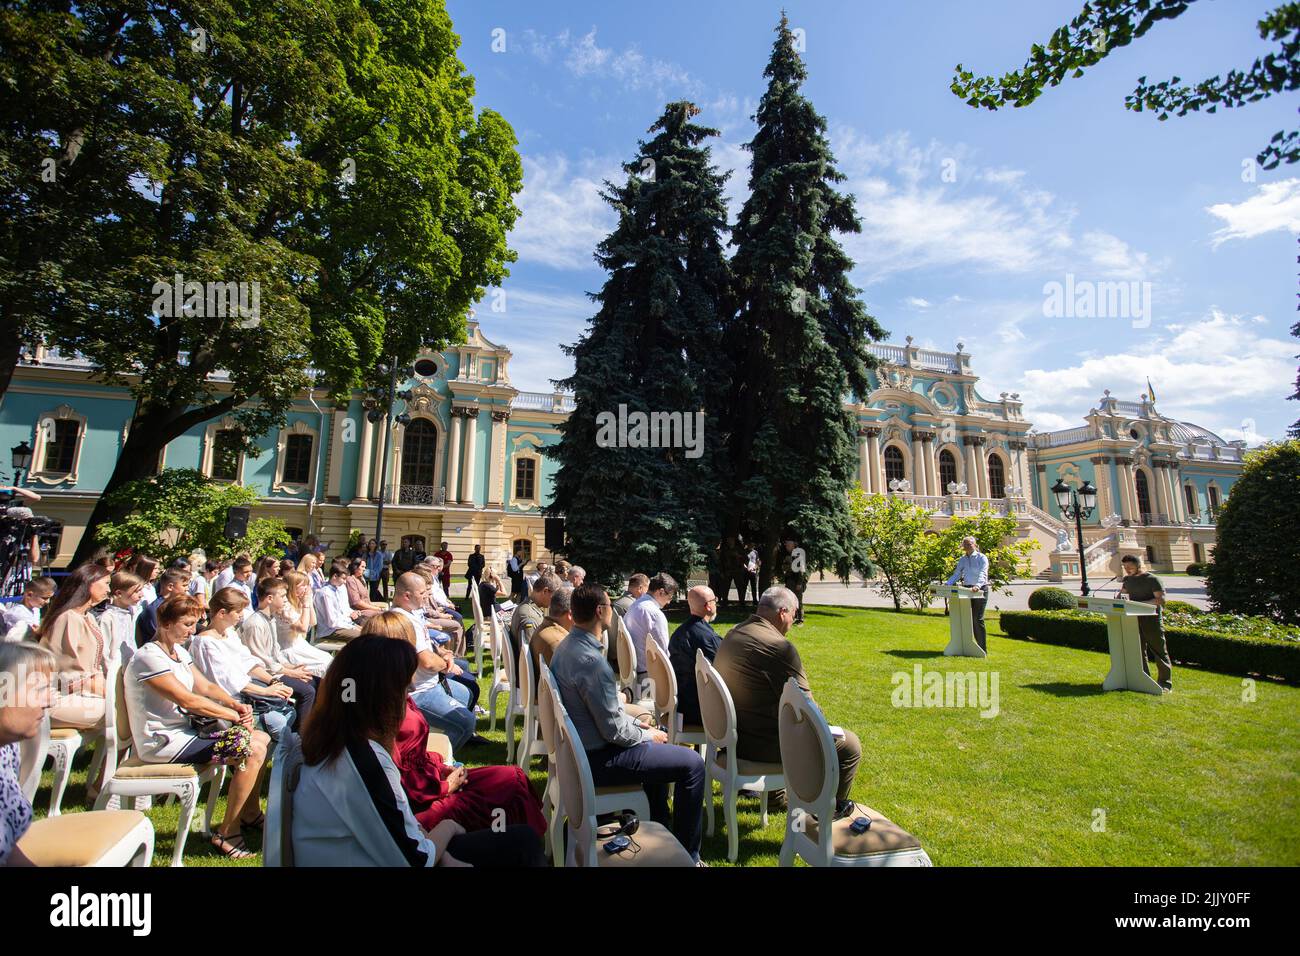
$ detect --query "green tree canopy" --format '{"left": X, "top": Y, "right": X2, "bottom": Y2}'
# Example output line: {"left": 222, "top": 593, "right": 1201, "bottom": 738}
{"left": 952, "top": 0, "right": 1300, "bottom": 168}
{"left": 0, "top": 1, "right": 522, "bottom": 564}
{"left": 1206, "top": 440, "right": 1300, "bottom": 624}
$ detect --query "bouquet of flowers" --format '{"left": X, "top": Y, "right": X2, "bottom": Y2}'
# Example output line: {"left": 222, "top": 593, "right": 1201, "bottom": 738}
{"left": 205, "top": 725, "right": 254, "bottom": 770}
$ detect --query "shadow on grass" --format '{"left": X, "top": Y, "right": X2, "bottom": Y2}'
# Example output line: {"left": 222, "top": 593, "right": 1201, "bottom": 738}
{"left": 1022, "top": 681, "right": 1107, "bottom": 698}
{"left": 883, "top": 649, "right": 946, "bottom": 660}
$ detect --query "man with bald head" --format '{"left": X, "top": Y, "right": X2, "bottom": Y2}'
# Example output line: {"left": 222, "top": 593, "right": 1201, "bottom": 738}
{"left": 668, "top": 586, "right": 722, "bottom": 728}
{"left": 715, "top": 586, "right": 862, "bottom": 818}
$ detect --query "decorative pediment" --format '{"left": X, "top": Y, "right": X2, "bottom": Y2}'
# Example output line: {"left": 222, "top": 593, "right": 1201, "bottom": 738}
{"left": 407, "top": 383, "right": 442, "bottom": 413}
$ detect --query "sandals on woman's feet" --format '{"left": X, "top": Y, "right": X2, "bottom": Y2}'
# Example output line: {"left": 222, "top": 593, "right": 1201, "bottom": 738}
{"left": 211, "top": 832, "right": 254, "bottom": 860}
{"left": 240, "top": 812, "right": 265, "bottom": 831}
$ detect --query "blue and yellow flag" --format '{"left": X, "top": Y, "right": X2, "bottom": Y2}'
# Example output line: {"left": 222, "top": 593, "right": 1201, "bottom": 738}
{"left": 1146, "top": 378, "right": 1156, "bottom": 403}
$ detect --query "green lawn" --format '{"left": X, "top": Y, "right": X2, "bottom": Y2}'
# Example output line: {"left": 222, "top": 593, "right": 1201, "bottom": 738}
{"left": 30, "top": 604, "right": 1300, "bottom": 866}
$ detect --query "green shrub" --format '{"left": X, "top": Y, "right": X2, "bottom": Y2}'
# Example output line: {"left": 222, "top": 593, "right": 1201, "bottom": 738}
{"left": 998, "top": 610, "right": 1300, "bottom": 683}
{"left": 1164, "top": 600, "right": 1204, "bottom": 616}
{"left": 1185, "top": 562, "right": 1209, "bottom": 576}
{"left": 1028, "top": 586, "right": 1077, "bottom": 611}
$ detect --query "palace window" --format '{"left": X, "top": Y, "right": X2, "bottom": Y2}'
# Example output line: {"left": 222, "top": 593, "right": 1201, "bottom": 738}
{"left": 400, "top": 419, "right": 438, "bottom": 488}
{"left": 1208, "top": 485, "right": 1220, "bottom": 517}
{"left": 42, "top": 419, "right": 80, "bottom": 474}
{"left": 987, "top": 454, "right": 1006, "bottom": 499}
{"left": 515, "top": 457, "right": 537, "bottom": 500}
{"left": 1135, "top": 470, "right": 1152, "bottom": 516}
{"left": 282, "top": 433, "right": 314, "bottom": 485}
{"left": 938, "top": 449, "right": 958, "bottom": 490}
{"left": 883, "top": 445, "right": 906, "bottom": 485}
{"left": 512, "top": 538, "right": 533, "bottom": 563}
{"left": 211, "top": 429, "right": 242, "bottom": 481}
{"left": 1183, "top": 484, "right": 1198, "bottom": 516}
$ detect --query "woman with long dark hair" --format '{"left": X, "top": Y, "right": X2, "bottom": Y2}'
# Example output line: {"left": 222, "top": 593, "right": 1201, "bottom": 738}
{"left": 37, "top": 562, "right": 111, "bottom": 732}
{"left": 294, "top": 636, "right": 544, "bottom": 867}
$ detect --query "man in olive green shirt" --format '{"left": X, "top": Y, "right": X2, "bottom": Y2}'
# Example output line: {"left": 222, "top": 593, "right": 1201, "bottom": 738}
{"left": 1119, "top": 554, "right": 1173, "bottom": 692}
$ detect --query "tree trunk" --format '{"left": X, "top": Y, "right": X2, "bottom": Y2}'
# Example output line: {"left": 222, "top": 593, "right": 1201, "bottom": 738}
{"left": 0, "top": 316, "right": 20, "bottom": 405}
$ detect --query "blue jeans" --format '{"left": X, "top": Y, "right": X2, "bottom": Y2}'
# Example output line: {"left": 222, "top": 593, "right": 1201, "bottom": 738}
{"left": 411, "top": 685, "right": 477, "bottom": 750}
{"left": 258, "top": 707, "right": 292, "bottom": 748}
{"left": 587, "top": 741, "right": 706, "bottom": 860}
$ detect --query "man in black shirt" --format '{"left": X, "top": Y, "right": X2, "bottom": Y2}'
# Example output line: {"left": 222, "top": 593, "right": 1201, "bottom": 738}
{"left": 667, "top": 585, "right": 722, "bottom": 728}
{"left": 465, "top": 544, "right": 486, "bottom": 600}
{"left": 390, "top": 537, "right": 421, "bottom": 577}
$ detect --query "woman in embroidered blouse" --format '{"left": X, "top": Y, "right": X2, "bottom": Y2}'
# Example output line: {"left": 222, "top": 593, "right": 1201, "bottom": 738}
{"left": 37, "top": 563, "right": 111, "bottom": 732}
{"left": 1, "top": 642, "right": 57, "bottom": 867}
{"left": 275, "top": 571, "right": 332, "bottom": 678}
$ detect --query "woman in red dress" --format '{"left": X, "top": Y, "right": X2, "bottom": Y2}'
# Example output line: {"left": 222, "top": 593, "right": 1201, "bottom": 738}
{"left": 394, "top": 700, "right": 546, "bottom": 836}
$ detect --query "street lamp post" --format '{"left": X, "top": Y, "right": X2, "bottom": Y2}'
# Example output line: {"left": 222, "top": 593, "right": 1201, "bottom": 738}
{"left": 10, "top": 441, "right": 33, "bottom": 485}
{"left": 1051, "top": 478, "right": 1098, "bottom": 596}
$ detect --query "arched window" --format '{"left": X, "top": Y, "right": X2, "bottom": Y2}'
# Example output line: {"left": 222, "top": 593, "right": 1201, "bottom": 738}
{"left": 1208, "top": 484, "right": 1221, "bottom": 517}
{"left": 938, "top": 449, "right": 958, "bottom": 491}
{"left": 883, "top": 445, "right": 906, "bottom": 485}
{"left": 1183, "top": 484, "right": 1198, "bottom": 517}
{"left": 987, "top": 454, "right": 1006, "bottom": 499}
{"left": 1135, "top": 470, "right": 1152, "bottom": 517}
{"left": 400, "top": 419, "right": 438, "bottom": 488}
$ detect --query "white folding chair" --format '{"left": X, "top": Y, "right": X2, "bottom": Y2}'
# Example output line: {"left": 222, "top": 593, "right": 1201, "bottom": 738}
{"left": 515, "top": 637, "right": 545, "bottom": 770}
{"left": 265, "top": 730, "right": 304, "bottom": 868}
{"left": 94, "top": 662, "right": 226, "bottom": 867}
{"left": 17, "top": 810, "right": 155, "bottom": 867}
{"left": 469, "top": 582, "right": 487, "bottom": 676}
{"left": 42, "top": 716, "right": 83, "bottom": 817}
{"left": 553, "top": 710, "right": 692, "bottom": 867}
{"left": 615, "top": 616, "right": 653, "bottom": 707}
{"left": 777, "top": 679, "right": 931, "bottom": 867}
{"left": 696, "top": 648, "right": 785, "bottom": 863}
{"left": 645, "top": 638, "right": 706, "bottom": 752}
{"left": 488, "top": 622, "right": 524, "bottom": 763}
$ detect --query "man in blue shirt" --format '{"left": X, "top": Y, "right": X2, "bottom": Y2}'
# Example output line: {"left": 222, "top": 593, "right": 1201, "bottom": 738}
{"left": 668, "top": 585, "right": 721, "bottom": 728}
{"left": 944, "top": 536, "right": 991, "bottom": 651}
{"left": 551, "top": 584, "right": 706, "bottom": 863}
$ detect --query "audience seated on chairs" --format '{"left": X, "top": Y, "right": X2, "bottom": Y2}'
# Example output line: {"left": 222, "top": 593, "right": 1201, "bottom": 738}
{"left": 668, "top": 585, "right": 722, "bottom": 728}
{"left": 612, "top": 573, "right": 648, "bottom": 618}
{"left": 126, "top": 595, "right": 270, "bottom": 859}
{"left": 313, "top": 561, "right": 363, "bottom": 643}
{"left": 97, "top": 572, "right": 144, "bottom": 668}
{"left": 714, "top": 586, "right": 862, "bottom": 819}
{"left": 530, "top": 584, "right": 573, "bottom": 673}
{"left": 293, "top": 635, "right": 545, "bottom": 866}
{"left": 510, "top": 571, "right": 557, "bottom": 678}
{"left": 366, "top": 612, "right": 547, "bottom": 838}
{"left": 390, "top": 577, "right": 484, "bottom": 750}
{"left": 239, "top": 578, "right": 319, "bottom": 728}
{"left": 38, "top": 563, "right": 111, "bottom": 740}
{"left": 135, "top": 567, "right": 189, "bottom": 645}
{"left": 223, "top": 557, "right": 257, "bottom": 620}
{"left": 623, "top": 572, "right": 677, "bottom": 688}
{"left": 550, "top": 584, "right": 706, "bottom": 864}
{"left": 345, "top": 559, "right": 384, "bottom": 620}
{"left": 191, "top": 587, "right": 298, "bottom": 747}
{"left": 2, "top": 576, "right": 54, "bottom": 642}
{"left": 415, "top": 561, "right": 465, "bottom": 652}
{"left": 566, "top": 565, "right": 586, "bottom": 588}
{"left": 278, "top": 571, "right": 334, "bottom": 677}
{"left": 299, "top": 552, "right": 326, "bottom": 590}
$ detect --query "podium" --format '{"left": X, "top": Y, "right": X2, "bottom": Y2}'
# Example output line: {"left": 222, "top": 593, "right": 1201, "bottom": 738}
{"left": 937, "top": 585, "right": 986, "bottom": 658}
{"left": 1079, "top": 596, "right": 1162, "bottom": 695}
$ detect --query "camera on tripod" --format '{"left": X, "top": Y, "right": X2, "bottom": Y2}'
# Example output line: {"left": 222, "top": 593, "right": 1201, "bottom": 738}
{"left": 0, "top": 489, "right": 63, "bottom": 596}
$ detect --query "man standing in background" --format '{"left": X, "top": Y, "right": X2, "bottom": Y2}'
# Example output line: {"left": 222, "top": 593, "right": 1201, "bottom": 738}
{"left": 944, "top": 536, "right": 990, "bottom": 652}
{"left": 434, "top": 540, "right": 454, "bottom": 595}
{"left": 466, "top": 544, "right": 485, "bottom": 600}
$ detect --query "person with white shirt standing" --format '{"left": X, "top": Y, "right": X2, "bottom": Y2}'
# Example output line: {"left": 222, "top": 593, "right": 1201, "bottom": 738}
{"left": 622, "top": 572, "right": 678, "bottom": 688}
{"left": 944, "top": 536, "right": 991, "bottom": 651}
{"left": 313, "top": 561, "right": 362, "bottom": 643}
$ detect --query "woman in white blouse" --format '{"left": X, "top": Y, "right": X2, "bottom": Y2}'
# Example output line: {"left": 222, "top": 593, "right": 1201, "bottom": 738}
{"left": 190, "top": 587, "right": 297, "bottom": 746}
{"left": 277, "top": 571, "right": 332, "bottom": 678}
{"left": 124, "top": 593, "right": 270, "bottom": 859}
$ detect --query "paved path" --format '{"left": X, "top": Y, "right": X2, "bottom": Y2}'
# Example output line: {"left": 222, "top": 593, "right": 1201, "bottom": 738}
{"left": 717, "top": 575, "right": 1212, "bottom": 612}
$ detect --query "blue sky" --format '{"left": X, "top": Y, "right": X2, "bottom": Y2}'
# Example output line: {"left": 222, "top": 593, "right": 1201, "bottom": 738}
{"left": 448, "top": 0, "right": 1299, "bottom": 443}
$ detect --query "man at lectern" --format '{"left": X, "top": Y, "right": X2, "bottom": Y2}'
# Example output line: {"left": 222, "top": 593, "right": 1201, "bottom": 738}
{"left": 1118, "top": 554, "right": 1172, "bottom": 692}
{"left": 945, "top": 537, "right": 990, "bottom": 651}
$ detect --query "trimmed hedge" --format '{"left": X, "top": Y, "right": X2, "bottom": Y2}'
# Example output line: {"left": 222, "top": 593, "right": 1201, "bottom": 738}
{"left": 1185, "top": 562, "right": 1211, "bottom": 576}
{"left": 1164, "top": 600, "right": 1204, "bottom": 616}
{"left": 1028, "top": 586, "right": 1076, "bottom": 611}
{"left": 998, "top": 610, "right": 1300, "bottom": 684}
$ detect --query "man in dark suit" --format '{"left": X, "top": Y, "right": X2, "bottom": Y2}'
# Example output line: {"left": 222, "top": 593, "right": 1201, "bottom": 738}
{"left": 668, "top": 585, "right": 721, "bottom": 728}
{"left": 714, "top": 586, "right": 861, "bottom": 818}
{"left": 465, "top": 544, "right": 486, "bottom": 599}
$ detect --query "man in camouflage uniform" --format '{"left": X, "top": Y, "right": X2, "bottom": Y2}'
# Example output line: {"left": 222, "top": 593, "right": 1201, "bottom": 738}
{"left": 780, "top": 538, "right": 809, "bottom": 626}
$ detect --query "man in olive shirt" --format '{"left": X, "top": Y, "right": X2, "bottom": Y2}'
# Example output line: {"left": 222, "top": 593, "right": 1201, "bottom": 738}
{"left": 1118, "top": 554, "right": 1173, "bottom": 692}
{"left": 714, "top": 586, "right": 861, "bottom": 817}
{"left": 530, "top": 585, "right": 573, "bottom": 674}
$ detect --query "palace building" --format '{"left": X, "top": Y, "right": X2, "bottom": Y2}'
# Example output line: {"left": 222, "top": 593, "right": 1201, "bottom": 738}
{"left": 1, "top": 324, "right": 1246, "bottom": 577}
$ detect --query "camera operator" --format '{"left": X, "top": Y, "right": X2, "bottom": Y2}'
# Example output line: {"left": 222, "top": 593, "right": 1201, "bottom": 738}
{"left": 1, "top": 486, "right": 49, "bottom": 597}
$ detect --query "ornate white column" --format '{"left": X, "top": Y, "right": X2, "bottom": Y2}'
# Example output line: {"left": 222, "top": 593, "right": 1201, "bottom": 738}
{"left": 1090, "top": 456, "right": 1111, "bottom": 518}
{"left": 974, "top": 438, "right": 989, "bottom": 499}
{"left": 326, "top": 406, "right": 348, "bottom": 501}
{"left": 857, "top": 428, "right": 869, "bottom": 492}
{"left": 447, "top": 409, "right": 463, "bottom": 502}
{"left": 354, "top": 414, "right": 375, "bottom": 502}
{"left": 916, "top": 432, "right": 935, "bottom": 496}
{"left": 865, "top": 428, "right": 881, "bottom": 494}
{"left": 488, "top": 410, "right": 509, "bottom": 505}
{"left": 964, "top": 438, "right": 981, "bottom": 498}
{"left": 460, "top": 406, "right": 479, "bottom": 504}
{"left": 1116, "top": 459, "right": 1135, "bottom": 520}
{"left": 910, "top": 432, "right": 926, "bottom": 495}
{"left": 1152, "top": 462, "right": 1171, "bottom": 520}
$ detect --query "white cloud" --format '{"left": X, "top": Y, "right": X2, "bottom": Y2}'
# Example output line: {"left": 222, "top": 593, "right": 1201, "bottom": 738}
{"left": 1206, "top": 179, "right": 1300, "bottom": 246}
{"left": 520, "top": 27, "right": 701, "bottom": 98}
{"left": 510, "top": 153, "right": 618, "bottom": 271}
{"left": 904, "top": 296, "right": 931, "bottom": 308}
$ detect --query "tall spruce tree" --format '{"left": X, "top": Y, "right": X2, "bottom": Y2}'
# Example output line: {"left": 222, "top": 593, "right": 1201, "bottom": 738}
{"left": 724, "top": 14, "right": 888, "bottom": 585}
{"left": 546, "top": 102, "right": 731, "bottom": 586}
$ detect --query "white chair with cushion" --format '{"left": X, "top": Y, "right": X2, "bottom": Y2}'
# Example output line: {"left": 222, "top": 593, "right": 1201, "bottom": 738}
{"left": 515, "top": 638, "right": 545, "bottom": 771}
{"left": 777, "top": 679, "right": 932, "bottom": 866}
{"left": 265, "top": 730, "right": 303, "bottom": 867}
{"left": 696, "top": 648, "right": 785, "bottom": 863}
{"left": 554, "top": 710, "right": 693, "bottom": 867}
{"left": 537, "top": 662, "right": 650, "bottom": 864}
{"left": 469, "top": 580, "right": 487, "bottom": 676}
{"left": 645, "top": 638, "right": 706, "bottom": 752}
{"left": 614, "top": 616, "right": 650, "bottom": 706}
{"left": 488, "top": 621, "right": 525, "bottom": 763}
{"left": 94, "top": 662, "right": 226, "bottom": 866}
{"left": 17, "top": 714, "right": 95, "bottom": 816}
{"left": 18, "top": 810, "right": 155, "bottom": 867}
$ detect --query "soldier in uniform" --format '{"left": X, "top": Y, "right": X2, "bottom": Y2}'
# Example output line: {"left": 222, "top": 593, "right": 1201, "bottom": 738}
{"left": 1118, "top": 554, "right": 1173, "bottom": 692}
{"left": 780, "top": 538, "right": 809, "bottom": 626}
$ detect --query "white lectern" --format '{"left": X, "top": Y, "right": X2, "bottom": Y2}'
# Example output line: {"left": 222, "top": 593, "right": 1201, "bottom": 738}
{"left": 938, "top": 585, "right": 986, "bottom": 658}
{"left": 1080, "top": 596, "right": 1161, "bottom": 695}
